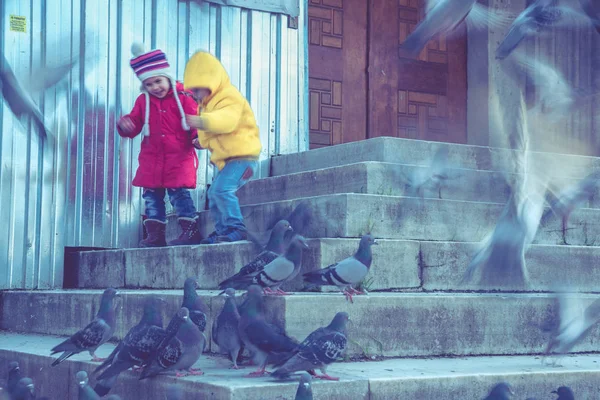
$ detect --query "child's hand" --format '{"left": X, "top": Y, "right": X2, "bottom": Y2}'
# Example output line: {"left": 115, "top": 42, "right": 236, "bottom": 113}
{"left": 186, "top": 115, "right": 206, "bottom": 130}
{"left": 118, "top": 116, "right": 135, "bottom": 134}
{"left": 192, "top": 138, "right": 203, "bottom": 150}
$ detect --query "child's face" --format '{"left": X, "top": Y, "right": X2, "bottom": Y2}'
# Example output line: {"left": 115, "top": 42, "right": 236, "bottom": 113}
{"left": 143, "top": 76, "right": 171, "bottom": 98}
{"left": 190, "top": 88, "right": 211, "bottom": 102}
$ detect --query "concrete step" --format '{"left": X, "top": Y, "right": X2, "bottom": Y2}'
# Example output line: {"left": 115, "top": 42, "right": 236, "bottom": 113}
{"left": 2, "top": 331, "right": 599, "bottom": 400}
{"left": 270, "top": 136, "right": 600, "bottom": 177}
{"left": 2, "top": 290, "right": 600, "bottom": 358}
{"left": 74, "top": 239, "right": 600, "bottom": 293}
{"left": 194, "top": 193, "right": 600, "bottom": 246}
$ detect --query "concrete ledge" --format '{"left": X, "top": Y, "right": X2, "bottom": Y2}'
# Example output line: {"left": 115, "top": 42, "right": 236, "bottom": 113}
{"left": 1, "top": 331, "right": 599, "bottom": 399}
{"left": 270, "top": 137, "right": 600, "bottom": 177}
{"left": 3, "top": 291, "right": 600, "bottom": 358}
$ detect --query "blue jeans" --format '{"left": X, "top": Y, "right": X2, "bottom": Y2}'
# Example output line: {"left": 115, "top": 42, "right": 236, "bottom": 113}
{"left": 208, "top": 159, "right": 257, "bottom": 234}
{"left": 143, "top": 188, "right": 197, "bottom": 222}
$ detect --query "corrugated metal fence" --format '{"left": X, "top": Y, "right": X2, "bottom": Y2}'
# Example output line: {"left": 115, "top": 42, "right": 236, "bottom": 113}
{"left": 0, "top": 0, "right": 308, "bottom": 289}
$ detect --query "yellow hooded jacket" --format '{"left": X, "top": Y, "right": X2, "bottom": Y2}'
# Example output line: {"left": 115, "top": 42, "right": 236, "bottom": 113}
{"left": 183, "top": 51, "right": 262, "bottom": 171}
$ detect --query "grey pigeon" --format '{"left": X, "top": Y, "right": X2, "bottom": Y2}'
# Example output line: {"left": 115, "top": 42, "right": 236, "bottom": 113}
{"left": 0, "top": 53, "right": 77, "bottom": 138}
{"left": 212, "top": 288, "right": 244, "bottom": 369}
{"left": 50, "top": 288, "right": 120, "bottom": 366}
{"left": 218, "top": 220, "right": 293, "bottom": 291}
{"left": 94, "top": 296, "right": 165, "bottom": 396}
{"left": 294, "top": 372, "right": 313, "bottom": 400}
{"left": 552, "top": 386, "right": 575, "bottom": 400}
{"left": 272, "top": 312, "right": 348, "bottom": 381}
{"left": 484, "top": 382, "right": 514, "bottom": 400}
{"left": 303, "top": 235, "right": 378, "bottom": 303}
{"left": 226, "top": 235, "right": 309, "bottom": 295}
{"left": 140, "top": 307, "right": 205, "bottom": 379}
{"left": 76, "top": 371, "right": 100, "bottom": 400}
{"left": 166, "top": 384, "right": 183, "bottom": 400}
{"left": 404, "top": 147, "right": 450, "bottom": 200}
{"left": 399, "top": 0, "right": 509, "bottom": 57}
{"left": 579, "top": 0, "right": 600, "bottom": 34}
{"left": 283, "top": 202, "right": 313, "bottom": 246}
{"left": 6, "top": 361, "right": 20, "bottom": 394}
{"left": 238, "top": 286, "right": 298, "bottom": 377}
{"left": 10, "top": 378, "right": 35, "bottom": 400}
{"left": 544, "top": 292, "right": 600, "bottom": 365}
{"left": 182, "top": 278, "right": 209, "bottom": 339}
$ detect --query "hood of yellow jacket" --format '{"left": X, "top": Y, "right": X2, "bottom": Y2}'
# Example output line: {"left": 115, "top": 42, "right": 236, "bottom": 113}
{"left": 183, "top": 51, "right": 230, "bottom": 103}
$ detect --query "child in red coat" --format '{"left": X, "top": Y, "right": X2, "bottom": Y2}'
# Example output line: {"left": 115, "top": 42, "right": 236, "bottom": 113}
{"left": 117, "top": 43, "right": 202, "bottom": 247}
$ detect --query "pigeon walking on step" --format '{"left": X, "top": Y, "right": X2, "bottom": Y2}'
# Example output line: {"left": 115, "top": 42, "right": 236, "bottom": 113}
{"left": 484, "top": 382, "right": 515, "bottom": 400}
{"left": 50, "top": 288, "right": 120, "bottom": 366}
{"left": 303, "top": 235, "right": 378, "bottom": 303}
{"left": 10, "top": 378, "right": 35, "bottom": 400}
{"left": 219, "top": 220, "right": 293, "bottom": 292}
{"left": 552, "top": 386, "right": 575, "bottom": 400}
{"left": 182, "top": 278, "right": 209, "bottom": 337}
{"left": 140, "top": 307, "right": 205, "bottom": 379}
{"left": 238, "top": 286, "right": 298, "bottom": 377}
{"left": 272, "top": 312, "right": 348, "bottom": 381}
{"left": 93, "top": 296, "right": 166, "bottom": 396}
{"left": 224, "top": 235, "right": 309, "bottom": 295}
{"left": 76, "top": 371, "right": 100, "bottom": 400}
{"left": 294, "top": 372, "right": 313, "bottom": 400}
{"left": 544, "top": 292, "right": 600, "bottom": 366}
{"left": 6, "top": 361, "right": 21, "bottom": 394}
{"left": 212, "top": 288, "right": 244, "bottom": 369}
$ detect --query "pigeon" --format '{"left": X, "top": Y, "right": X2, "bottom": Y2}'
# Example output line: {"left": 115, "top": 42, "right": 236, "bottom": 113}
{"left": 182, "top": 278, "right": 209, "bottom": 336}
{"left": 484, "top": 382, "right": 515, "bottom": 400}
{"left": 238, "top": 285, "right": 298, "bottom": 377}
{"left": 0, "top": 53, "right": 77, "bottom": 138}
{"left": 166, "top": 384, "right": 183, "bottom": 400}
{"left": 212, "top": 288, "right": 244, "bottom": 369}
{"left": 404, "top": 147, "right": 450, "bottom": 200}
{"left": 6, "top": 361, "right": 21, "bottom": 394}
{"left": 552, "top": 386, "right": 575, "bottom": 400}
{"left": 579, "top": 0, "right": 600, "bottom": 34}
{"left": 540, "top": 171, "right": 600, "bottom": 231}
{"left": 50, "top": 288, "right": 120, "bottom": 366}
{"left": 93, "top": 296, "right": 166, "bottom": 396}
{"left": 224, "top": 235, "right": 309, "bottom": 295}
{"left": 140, "top": 307, "right": 205, "bottom": 379}
{"left": 76, "top": 371, "right": 100, "bottom": 400}
{"left": 294, "top": 372, "right": 313, "bottom": 400}
{"left": 303, "top": 235, "right": 378, "bottom": 303}
{"left": 399, "top": 0, "right": 509, "bottom": 57}
{"left": 218, "top": 220, "right": 293, "bottom": 292}
{"left": 10, "top": 378, "right": 35, "bottom": 400}
{"left": 283, "top": 202, "right": 313, "bottom": 246}
{"left": 544, "top": 292, "right": 600, "bottom": 365}
{"left": 272, "top": 312, "right": 348, "bottom": 381}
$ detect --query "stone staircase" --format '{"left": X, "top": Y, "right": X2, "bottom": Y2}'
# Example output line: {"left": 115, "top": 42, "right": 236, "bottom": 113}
{"left": 2, "top": 136, "right": 600, "bottom": 399}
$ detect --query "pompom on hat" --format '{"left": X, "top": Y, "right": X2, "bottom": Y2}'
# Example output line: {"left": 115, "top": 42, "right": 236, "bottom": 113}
{"left": 129, "top": 42, "right": 189, "bottom": 135}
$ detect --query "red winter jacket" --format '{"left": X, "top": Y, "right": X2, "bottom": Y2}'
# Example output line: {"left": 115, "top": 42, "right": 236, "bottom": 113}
{"left": 117, "top": 82, "right": 199, "bottom": 189}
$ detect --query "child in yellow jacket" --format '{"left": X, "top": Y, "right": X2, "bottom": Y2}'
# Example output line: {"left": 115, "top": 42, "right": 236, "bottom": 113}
{"left": 184, "top": 51, "right": 262, "bottom": 244}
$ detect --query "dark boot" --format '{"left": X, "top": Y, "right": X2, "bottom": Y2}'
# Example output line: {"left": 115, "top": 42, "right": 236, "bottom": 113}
{"left": 139, "top": 219, "right": 167, "bottom": 247}
{"left": 168, "top": 217, "right": 203, "bottom": 246}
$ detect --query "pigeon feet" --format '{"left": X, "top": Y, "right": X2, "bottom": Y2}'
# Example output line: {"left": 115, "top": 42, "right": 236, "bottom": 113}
{"left": 263, "top": 287, "right": 277, "bottom": 295}
{"left": 274, "top": 288, "right": 290, "bottom": 296}
{"left": 313, "top": 373, "right": 340, "bottom": 381}
{"left": 343, "top": 290, "right": 354, "bottom": 303}
{"left": 175, "top": 371, "right": 189, "bottom": 378}
{"left": 91, "top": 355, "right": 107, "bottom": 362}
{"left": 187, "top": 368, "right": 204, "bottom": 376}
{"left": 246, "top": 368, "right": 269, "bottom": 377}
{"left": 230, "top": 364, "right": 243, "bottom": 370}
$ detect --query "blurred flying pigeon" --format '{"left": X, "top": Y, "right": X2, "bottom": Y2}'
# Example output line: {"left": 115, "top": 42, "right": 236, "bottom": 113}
{"left": 294, "top": 372, "right": 313, "bottom": 400}
{"left": 224, "top": 235, "right": 309, "bottom": 295}
{"left": 182, "top": 277, "right": 209, "bottom": 335}
{"left": 10, "top": 378, "right": 35, "bottom": 400}
{"left": 50, "top": 288, "right": 120, "bottom": 366}
{"left": 166, "top": 384, "right": 183, "bottom": 400}
{"left": 140, "top": 307, "right": 205, "bottom": 379}
{"left": 541, "top": 171, "right": 600, "bottom": 231}
{"left": 238, "top": 286, "right": 298, "bottom": 377}
{"left": 272, "top": 312, "right": 348, "bottom": 381}
{"left": 218, "top": 220, "right": 293, "bottom": 291}
{"left": 94, "top": 296, "right": 165, "bottom": 396}
{"left": 484, "top": 382, "right": 515, "bottom": 400}
{"left": 404, "top": 147, "right": 450, "bottom": 200}
{"left": 7, "top": 361, "right": 21, "bottom": 394}
{"left": 579, "top": 0, "right": 600, "bottom": 34}
{"left": 552, "top": 386, "right": 575, "bottom": 400}
{"left": 247, "top": 202, "right": 313, "bottom": 251}
{"left": 303, "top": 235, "right": 378, "bottom": 303}
{"left": 544, "top": 292, "right": 600, "bottom": 365}
{"left": 0, "top": 53, "right": 78, "bottom": 138}
{"left": 76, "top": 371, "right": 100, "bottom": 400}
{"left": 399, "top": 0, "right": 510, "bottom": 57}
{"left": 212, "top": 288, "right": 244, "bottom": 369}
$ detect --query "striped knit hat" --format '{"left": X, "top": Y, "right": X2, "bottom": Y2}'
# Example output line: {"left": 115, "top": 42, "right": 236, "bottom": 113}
{"left": 129, "top": 42, "right": 189, "bottom": 136}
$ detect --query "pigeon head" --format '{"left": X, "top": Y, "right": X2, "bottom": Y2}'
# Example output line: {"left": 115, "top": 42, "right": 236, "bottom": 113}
{"left": 16, "top": 377, "right": 35, "bottom": 395}
{"left": 354, "top": 235, "right": 377, "bottom": 267}
{"left": 242, "top": 285, "right": 265, "bottom": 318}
{"left": 103, "top": 287, "right": 119, "bottom": 298}
{"left": 223, "top": 288, "right": 236, "bottom": 298}
{"left": 8, "top": 361, "right": 19, "bottom": 371}
{"left": 177, "top": 307, "right": 190, "bottom": 321}
{"left": 552, "top": 386, "right": 574, "bottom": 400}
{"left": 266, "top": 219, "right": 293, "bottom": 253}
{"left": 184, "top": 277, "right": 200, "bottom": 290}
{"left": 143, "top": 296, "right": 166, "bottom": 326}
{"left": 295, "top": 372, "right": 313, "bottom": 399}
{"left": 75, "top": 371, "right": 88, "bottom": 387}
{"left": 360, "top": 234, "right": 378, "bottom": 247}
{"left": 99, "top": 288, "right": 119, "bottom": 315}
{"left": 487, "top": 382, "right": 514, "bottom": 399}
{"left": 284, "top": 235, "right": 309, "bottom": 266}
{"left": 328, "top": 312, "right": 350, "bottom": 332}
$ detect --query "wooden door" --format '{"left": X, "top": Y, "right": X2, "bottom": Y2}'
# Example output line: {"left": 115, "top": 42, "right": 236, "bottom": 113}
{"left": 307, "top": 0, "right": 368, "bottom": 148}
